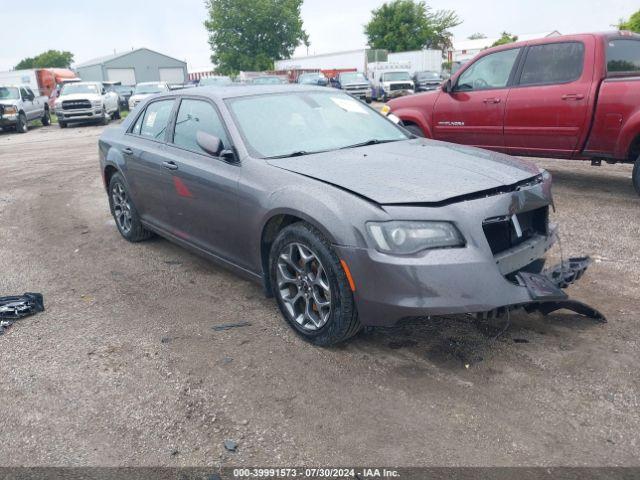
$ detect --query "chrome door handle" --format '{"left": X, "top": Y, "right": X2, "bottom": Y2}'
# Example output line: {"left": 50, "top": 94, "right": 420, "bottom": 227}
{"left": 483, "top": 98, "right": 501, "bottom": 104}
{"left": 162, "top": 161, "right": 178, "bottom": 171}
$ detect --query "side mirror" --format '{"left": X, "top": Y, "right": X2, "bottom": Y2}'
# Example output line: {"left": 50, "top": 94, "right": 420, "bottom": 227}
{"left": 197, "top": 131, "right": 223, "bottom": 156}
{"left": 443, "top": 79, "right": 453, "bottom": 93}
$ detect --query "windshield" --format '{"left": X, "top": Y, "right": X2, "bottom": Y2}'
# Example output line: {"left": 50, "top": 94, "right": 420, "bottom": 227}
{"left": 200, "top": 76, "right": 232, "bottom": 86}
{"left": 417, "top": 72, "right": 440, "bottom": 80}
{"left": 252, "top": 77, "right": 285, "bottom": 85}
{"left": 134, "top": 84, "right": 166, "bottom": 94}
{"left": 227, "top": 91, "right": 408, "bottom": 158}
{"left": 381, "top": 71, "right": 411, "bottom": 82}
{"left": 60, "top": 84, "right": 99, "bottom": 95}
{"left": 0, "top": 87, "right": 20, "bottom": 100}
{"left": 339, "top": 72, "right": 367, "bottom": 83}
{"left": 298, "top": 74, "right": 323, "bottom": 84}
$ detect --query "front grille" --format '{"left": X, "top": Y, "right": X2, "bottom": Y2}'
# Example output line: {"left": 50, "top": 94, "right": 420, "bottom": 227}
{"left": 62, "top": 100, "right": 91, "bottom": 110}
{"left": 483, "top": 206, "right": 549, "bottom": 255}
{"left": 345, "top": 84, "right": 368, "bottom": 91}
{"left": 390, "top": 83, "right": 413, "bottom": 91}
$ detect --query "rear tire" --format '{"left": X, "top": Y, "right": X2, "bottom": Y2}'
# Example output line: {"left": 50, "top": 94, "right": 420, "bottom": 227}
{"left": 59, "top": 121, "right": 67, "bottom": 129}
{"left": 113, "top": 107, "right": 121, "bottom": 120}
{"left": 100, "top": 107, "right": 109, "bottom": 125}
{"left": 42, "top": 108, "right": 51, "bottom": 126}
{"left": 108, "top": 172, "right": 153, "bottom": 242}
{"left": 269, "top": 222, "right": 361, "bottom": 346}
{"left": 633, "top": 156, "right": 640, "bottom": 196}
{"left": 17, "top": 113, "right": 28, "bottom": 133}
{"left": 404, "top": 123, "right": 425, "bottom": 137}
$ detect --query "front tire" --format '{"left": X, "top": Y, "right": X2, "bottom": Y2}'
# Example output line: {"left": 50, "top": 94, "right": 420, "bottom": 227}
{"left": 100, "top": 106, "right": 109, "bottom": 125}
{"left": 633, "top": 156, "right": 640, "bottom": 196}
{"left": 17, "top": 113, "right": 28, "bottom": 133}
{"left": 108, "top": 172, "right": 153, "bottom": 242}
{"left": 269, "top": 223, "right": 361, "bottom": 346}
{"left": 42, "top": 109, "right": 51, "bottom": 126}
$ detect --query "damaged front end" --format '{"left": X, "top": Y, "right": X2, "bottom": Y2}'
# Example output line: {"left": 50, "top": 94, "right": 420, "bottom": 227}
{"left": 515, "top": 256, "right": 606, "bottom": 322}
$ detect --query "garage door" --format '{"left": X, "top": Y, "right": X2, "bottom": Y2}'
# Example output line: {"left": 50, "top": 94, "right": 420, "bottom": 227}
{"left": 159, "top": 67, "right": 185, "bottom": 84}
{"left": 106, "top": 68, "right": 136, "bottom": 85}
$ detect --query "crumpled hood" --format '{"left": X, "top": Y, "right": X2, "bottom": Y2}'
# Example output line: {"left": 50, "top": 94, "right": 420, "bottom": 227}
{"left": 267, "top": 139, "right": 541, "bottom": 204}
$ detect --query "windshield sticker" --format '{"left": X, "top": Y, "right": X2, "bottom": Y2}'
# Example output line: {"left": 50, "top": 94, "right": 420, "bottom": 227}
{"left": 330, "top": 97, "right": 369, "bottom": 114}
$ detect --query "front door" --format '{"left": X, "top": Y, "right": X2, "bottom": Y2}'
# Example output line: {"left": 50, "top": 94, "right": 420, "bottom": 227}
{"left": 162, "top": 98, "right": 242, "bottom": 265}
{"left": 432, "top": 47, "right": 522, "bottom": 150}
{"left": 503, "top": 41, "right": 592, "bottom": 157}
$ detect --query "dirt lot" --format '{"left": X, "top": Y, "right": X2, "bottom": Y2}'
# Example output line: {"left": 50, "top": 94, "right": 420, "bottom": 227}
{"left": 0, "top": 123, "right": 639, "bottom": 467}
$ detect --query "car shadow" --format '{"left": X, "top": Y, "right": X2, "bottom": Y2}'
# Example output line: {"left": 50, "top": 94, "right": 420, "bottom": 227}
{"left": 344, "top": 309, "right": 604, "bottom": 370}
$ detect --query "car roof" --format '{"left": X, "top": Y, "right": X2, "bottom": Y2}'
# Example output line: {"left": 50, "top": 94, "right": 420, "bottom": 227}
{"left": 154, "top": 84, "right": 331, "bottom": 101}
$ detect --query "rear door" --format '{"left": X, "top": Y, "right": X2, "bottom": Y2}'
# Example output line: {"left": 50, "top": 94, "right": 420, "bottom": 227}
{"left": 122, "top": 98, "right": 177, "bottom": 231}
{"left": 504, "top": 40, "right": 593, "bottom": 157}
{"left": 162, "top": 97, "right": 242, "bottom": 264}
{"left": 432, "top": 47, "right": 522, "bottom": 149}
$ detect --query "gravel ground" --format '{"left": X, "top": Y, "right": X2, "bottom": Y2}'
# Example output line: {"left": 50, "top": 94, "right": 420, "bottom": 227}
{"left": 0, "top": 123, "right": 638, "bottom": 467}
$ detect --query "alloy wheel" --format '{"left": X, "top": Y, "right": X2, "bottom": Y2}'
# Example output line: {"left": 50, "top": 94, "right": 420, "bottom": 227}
{"left": 111, "top": 182, "right": 132, "bottom": 234}
{"left": 276, "top": 242, "right": 332, "bottom": 331}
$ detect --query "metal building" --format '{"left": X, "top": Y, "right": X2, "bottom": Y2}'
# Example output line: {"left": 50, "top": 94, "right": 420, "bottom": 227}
{"left": 74, "top": 48, "right": 188, "bottom": 86}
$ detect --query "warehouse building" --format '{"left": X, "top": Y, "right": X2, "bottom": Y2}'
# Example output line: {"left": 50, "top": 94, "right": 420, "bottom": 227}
{"left": 74, "top": 48, "right": 187, "bottom": 86}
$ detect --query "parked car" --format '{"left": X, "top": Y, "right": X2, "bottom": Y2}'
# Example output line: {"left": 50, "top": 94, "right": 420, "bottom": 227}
{"left": 128, "top": 82, "right": 170, "bottom": 110}
{"left": 99, "top": 85, "right": 596, "bottom": 346}
{"left": 250, "top": 76, "right": 287, "bottom": 85}
{"left": 413, "top": 71, "right": 442, "bottom": 91}
{"left": 0, "top": 85, "right": 50, "bottom": 133}
{"left": 113, "top": 85, "right": 134, "bottom": 110}
{"left": 297, "top": 72, "right": 328, "bottom": 87}
{"left": 331, "top": 71, "right": 372, "bottom": 103}
{"left": 199, "top": 76, "right": 233, "bottom": 87}
{"left": 370, "top": 70, "right": 414, "bottom": 101}
{"left": 384, "top": 31, "right": 640, "bottom": 194}
{"left": 54, "top": 81, "right": 120, "bottom": 128}
{"left": 0, "top": 68, "right": 78, "bottom": 109}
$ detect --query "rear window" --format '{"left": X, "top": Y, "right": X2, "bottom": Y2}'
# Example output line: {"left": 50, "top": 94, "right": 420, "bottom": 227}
{"left": 519, "top": 42, "right": 584, "bottom": 86}
{"left": 607, "top": 39, "right": 640, "bottom": 75}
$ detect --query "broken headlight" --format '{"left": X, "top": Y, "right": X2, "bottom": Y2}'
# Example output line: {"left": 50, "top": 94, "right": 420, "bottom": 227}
{"left": 367, "top": 221, "right": 465, "bottom": 254}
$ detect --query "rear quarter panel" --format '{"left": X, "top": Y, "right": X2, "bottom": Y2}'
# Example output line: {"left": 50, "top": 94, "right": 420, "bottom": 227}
{"left": 584, "top": 76, "right": 640, "bottom": 160}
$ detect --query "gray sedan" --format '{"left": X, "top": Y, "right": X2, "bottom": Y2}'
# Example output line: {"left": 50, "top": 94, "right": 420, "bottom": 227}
{"left": 99, "top": 85, "right": 598, "bottom": 346}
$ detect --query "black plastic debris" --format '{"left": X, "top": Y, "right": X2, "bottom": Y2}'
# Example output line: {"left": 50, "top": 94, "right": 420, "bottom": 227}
{"left": 212, "top": 321, "right": 251, "bottom": 331}
{"left": 545, "top": 256, "right": 592, "bottom": 289}
{"left": 0, "top": 293, "right": 44, "bottom": 335}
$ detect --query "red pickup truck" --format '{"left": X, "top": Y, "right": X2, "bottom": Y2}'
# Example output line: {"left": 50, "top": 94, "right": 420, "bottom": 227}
{"left": 383, "top": 31, "right": 640, "bottom": 194}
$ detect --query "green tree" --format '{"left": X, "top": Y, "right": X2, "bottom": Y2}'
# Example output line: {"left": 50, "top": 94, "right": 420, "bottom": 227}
{"left": 15, "top": 50, "right": 74, "bottom": 70}
{"left": 618, "top": 10, "right": 640, "bottom": 33}
{"left": 491, "top": 32, "right": 518, "bottom": 47}
{"left": 364, "top": 0, "right": 461, "bottom": 52}
{"left": 205, "top": 0, "right": 308, "bottom": 75}
{"left": 468, "top": 32, "right": 487, "bottom": 40}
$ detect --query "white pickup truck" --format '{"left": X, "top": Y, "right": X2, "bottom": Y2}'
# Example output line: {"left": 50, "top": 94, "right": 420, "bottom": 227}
{"left": 0, "top": 85, "right": 51, "bottom": 133}
{"left": 54, "top": 81, "right": 120, "bottom": 128}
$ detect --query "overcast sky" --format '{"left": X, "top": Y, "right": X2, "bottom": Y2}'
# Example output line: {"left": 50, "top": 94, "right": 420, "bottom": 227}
{"left": 0, "top": 0, "right": 636, "bottom": 72}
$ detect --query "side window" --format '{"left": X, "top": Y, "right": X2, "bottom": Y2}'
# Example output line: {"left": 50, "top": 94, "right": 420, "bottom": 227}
{"left": 519, "top": 42, "right": 584, "bottom": 86}
{"left": 20, "top": 88, "right": 29, "bottom": 100}
{"left": 131, "top": 110, "right": 145, "bottom": 135}
{"left": 139, "top": 99, "right": 175, "bottom": 140}
{"left": 607, "top": 39, "right": 640, "bottom": 75}
{"left": 172, "top": 99, "right": 229, "bottom": 155}
{"left": 456, "top": 48, "right": 521, "bottom": 91}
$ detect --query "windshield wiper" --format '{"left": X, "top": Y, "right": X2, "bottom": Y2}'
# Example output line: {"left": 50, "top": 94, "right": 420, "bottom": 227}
{"left": 339, "top": 139, "right": 401, "bottom": 150}
{"left": 267, "top": 150, "right": 317, "bottom": 159}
